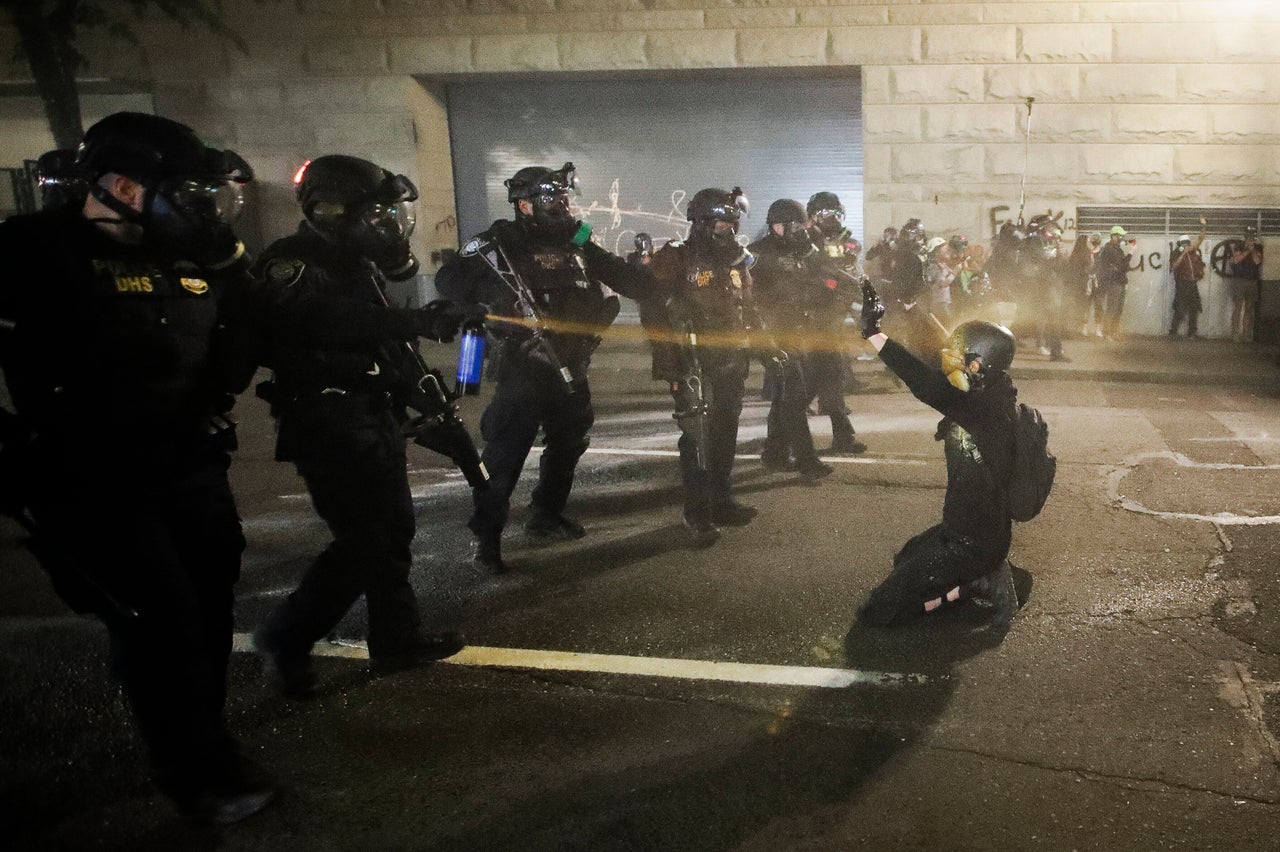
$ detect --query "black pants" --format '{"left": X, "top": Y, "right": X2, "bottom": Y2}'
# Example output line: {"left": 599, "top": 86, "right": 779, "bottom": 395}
{"left": 471, "top": 359, "right": 594, "bottom": 539}
{"left": 804, "top": 348, "right": 856, "bottom": 444}
{"left": 267, "top": 407, "right": 420, "bottom": 657}
{"left": 1101, "top": 284, "right": 1126, "bottom": 336}
{"left": 28, "top": 438, "right": 247, "bottom": 802}
{"left": 1171, "top": 282, "right": 1202, "bottom": 336}
{"left": 675, "top": 353, "right": 748, "bottom": 522}
{"left": 763, "top": 358, "right": 820, "bottom": 466}
{"left": 858, "top": 523, "right": 1007, "bottom": 626}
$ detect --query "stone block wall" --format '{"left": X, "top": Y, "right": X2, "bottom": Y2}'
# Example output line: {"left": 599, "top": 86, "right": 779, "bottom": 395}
{"left": 3, "top": 0, "right": 1279, "bottom": 260}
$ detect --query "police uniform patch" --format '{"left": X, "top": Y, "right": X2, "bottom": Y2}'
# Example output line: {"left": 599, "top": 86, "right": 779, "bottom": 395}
{"left": 180, "top": 277, "right": 209, "bottom": 295}
{"left": 264, "top": 257, "right": 305, "bottom": 287}
{"left": 729, "top": 269, "right": 743, "bottom": 289}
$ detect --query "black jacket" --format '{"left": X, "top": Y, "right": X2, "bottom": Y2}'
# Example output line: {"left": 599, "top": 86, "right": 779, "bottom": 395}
{"left": 879, "top": 338, "right": 1017, "bottom": 558}
{"left": 0, "top": 207, "right": 258, "bottom": 459}
{"left": 435, "top": 219, "right": 651, "bottom": 380}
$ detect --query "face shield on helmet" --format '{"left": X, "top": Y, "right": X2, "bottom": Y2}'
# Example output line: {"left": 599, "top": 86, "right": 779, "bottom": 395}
{"left": 686, "top": 187, "right": 749, "bottom": 260}
{"left": 76, "top": 112, "right": 255, "bottom": 265}
{"left": 806, "top": 192, "right": 846, "bottom": 241}
{"left": 295, "top": 155, "right": 420, "bottom": 278}
{"left": 507, "top": 162, "right": 580, "bottom": 241}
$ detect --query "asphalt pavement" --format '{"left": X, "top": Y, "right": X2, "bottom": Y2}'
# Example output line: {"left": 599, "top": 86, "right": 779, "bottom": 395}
{"left": 4, "top": 330, "right": 1280, "bottom": 850}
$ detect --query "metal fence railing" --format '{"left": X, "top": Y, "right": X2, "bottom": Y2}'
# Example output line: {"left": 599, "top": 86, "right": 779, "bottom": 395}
{"left": 1077, "top": 206, "right": 1280, "bottom": 238}
{"left": 0, "top": 161, "right": 39, "bottom": 221}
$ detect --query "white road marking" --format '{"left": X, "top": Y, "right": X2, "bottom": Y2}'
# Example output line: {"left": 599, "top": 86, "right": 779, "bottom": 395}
{"left": 232, "top": 634, "right": 925, "bottom": 688}
{"left": 1108, "top": 451, "right": 1280, "bottom": 525}
{"left": 541, "top": 447, "right": 928, "bottom": 466}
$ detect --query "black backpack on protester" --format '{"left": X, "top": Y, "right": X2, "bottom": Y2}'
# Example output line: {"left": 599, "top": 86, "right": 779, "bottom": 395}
{"left": 1008, "top": 403, "right": 1056, "bottom": 522}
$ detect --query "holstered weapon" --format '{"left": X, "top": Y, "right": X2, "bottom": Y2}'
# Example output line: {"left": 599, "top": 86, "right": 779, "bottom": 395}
{"left": 672, "top": 319, "right": 710, "bottom": 472}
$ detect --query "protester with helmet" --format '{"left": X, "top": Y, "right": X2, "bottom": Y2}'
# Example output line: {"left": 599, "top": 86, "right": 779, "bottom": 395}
{"left": 251, "top": 155, "right": 482, "bottom": 697}
{"left": 748, "top": 198, "right": 834, "bottom": 482}
{"left": 0, "top": 112, "right": 272, "bottom": 824}
{"left": 435, "top": 162, "right": 653, "bottom": 573}
{"left": 1096, "top": 225, "right": 1136, "bottom": 341}
{"left": 803, "top": 191, "right": 867, "bottom": 454}
{"left": 1169, "top": 217, "right": 1208, "bottom": 339}
{"left": 644, "top": 186, "right": 766, "bottom": 541}
{"left": 923, "top": 236, "right": 955, "bottom": 325}
{"left": 856, "top": 282, "right": 1022, "bottom": 628}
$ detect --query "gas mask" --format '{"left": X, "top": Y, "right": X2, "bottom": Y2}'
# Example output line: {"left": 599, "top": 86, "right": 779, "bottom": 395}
{"left": 298, "top": 157, "right": 421, "bottom": 280}
{"left": 524, "top": 190, "right": 577, "bottom": 242}
{"left": 142, "top": 171, "right": 250, "bottom": 266}
{"left": 508, "top": 162, "right": 581, "bottom": 243}
{"left": 811, "top": 208, "right": 847, "bottom": 241}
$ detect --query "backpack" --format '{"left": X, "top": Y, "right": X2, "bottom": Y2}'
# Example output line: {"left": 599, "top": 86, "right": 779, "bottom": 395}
{"left": 1008, "top": 403, "right": 1055, "bottom": 522}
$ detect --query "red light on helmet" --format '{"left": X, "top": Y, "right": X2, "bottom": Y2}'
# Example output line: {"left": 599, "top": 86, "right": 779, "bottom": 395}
{"left": 293, "top": 160, "right": 311, "bottom": 186}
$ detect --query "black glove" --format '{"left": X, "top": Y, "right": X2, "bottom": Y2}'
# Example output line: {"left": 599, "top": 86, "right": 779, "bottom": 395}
{"left": 859, "top": 279, "right": 886, "bottom": 339}
{"left": 416, "top": 299, "right": 473, "bottom": 342}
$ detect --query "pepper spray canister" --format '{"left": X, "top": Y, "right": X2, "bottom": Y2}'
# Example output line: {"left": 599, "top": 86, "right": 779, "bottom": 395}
{"left": 455, "top": 321, "right": 487, "bottom": 396}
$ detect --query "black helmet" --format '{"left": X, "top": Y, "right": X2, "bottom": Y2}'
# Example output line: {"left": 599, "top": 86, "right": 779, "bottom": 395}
{"left": 686, "top": 187, "right": 747, "bottom": 223}
{"left": 76, "top": 112, "right": 253, "bottom": 266}
{"left": 766, "top": 198, "right": 806, "bottom": 226}
{"left": 806, "top": 191, "right": 843, "bottom": 220}
{"left": 948, "top": 320, "right": 1016, "bottom": 375}
{"left": 505, "top": 162, "right": 577, "bottom": 202}
{"left": 294, "top": 154, "right": 420, "bottom": 277}
{"left": 77, "top": 112, "right": 251, "bottom": 185}
{"left": 295, "top": 154, "right": 417, "bottom": 219}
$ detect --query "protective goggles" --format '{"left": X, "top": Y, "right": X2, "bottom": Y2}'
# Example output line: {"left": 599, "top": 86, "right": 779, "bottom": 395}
{"left": 155, "top": 177, "right": 247, "bottom": 226}
{"left": 810, "top": 208, "right": 844, "bottom": 223}
{"left": 364, "top": 199, "right": 416, "bottom": 238}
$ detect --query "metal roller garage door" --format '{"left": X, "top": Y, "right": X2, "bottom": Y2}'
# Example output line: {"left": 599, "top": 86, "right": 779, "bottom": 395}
{"left": 444, "top": 71, "right": 863, "bottom": 259}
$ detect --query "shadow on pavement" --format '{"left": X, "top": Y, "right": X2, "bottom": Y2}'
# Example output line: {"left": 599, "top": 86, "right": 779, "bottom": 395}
{"left": 434, "top": 607, "right": 1013, "bottom": 850}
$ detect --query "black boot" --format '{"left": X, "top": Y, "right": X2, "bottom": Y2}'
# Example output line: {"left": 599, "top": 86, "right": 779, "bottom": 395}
{"left": 472, "top": 533, "right": 507, "bottom": 573}
{"left": 828, "top": 417, "right": 867, "bottom": 454}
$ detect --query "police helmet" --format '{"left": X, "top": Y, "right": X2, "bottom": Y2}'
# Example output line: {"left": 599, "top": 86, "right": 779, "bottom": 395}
{"left": 948, "top": 320, "right": 1016, "bottom": 375}
{"left": 294, "top": 155, "right": 420, "bottom": 273}
{"left": 77, "top": 112, "right": 252, "bottom": 185}
{"left": 506, "top": 162, "right": 578, "bottom": 203}
{"left": 948, "top": 235, "right": 969, "bottom": 254}
{"left": 686, "top": 187, "right": 748, "bottom": 223}
{"left": 900, "top": 217, "right": 926, "bottom": 242}
{"left": 766, "top": 198, "right": 806, "bottom": 226}
{"left": 806, "top": 191, "right": 843, "bottom": 220}
{"left": 295, "top": 155, "right": 417, "bottom": 221}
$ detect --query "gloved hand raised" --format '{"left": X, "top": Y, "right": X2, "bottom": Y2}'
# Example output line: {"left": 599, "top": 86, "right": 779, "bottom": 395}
{"left": 417, "top": 299, "right": 487, "bottom": 342}
{"left": 859, "top": 279, "right": 886, "bottom": 339}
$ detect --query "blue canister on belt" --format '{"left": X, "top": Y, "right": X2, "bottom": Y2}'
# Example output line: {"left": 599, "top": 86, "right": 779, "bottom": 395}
{"left": 455, "top": 322, "right": 486, "bottom": 396}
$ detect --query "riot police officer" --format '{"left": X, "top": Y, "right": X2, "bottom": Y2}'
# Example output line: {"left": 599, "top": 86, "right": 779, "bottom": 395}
{"left": 749, "top": 198, "right": 833, "bottom": 482}
{"left": 645, "top": 187, "right": 768, "bottom": 540}
{"left": 251, "top": 155, "right": 479, "bottom": 696}
{"left": 805, "top": 191, "right": 868, "bottom": 454}
{"left": 435, "top": 163, "right": 653, "bottom": 572}
{"left": 0, "top": 112, "right": 273, "bottom": 823}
